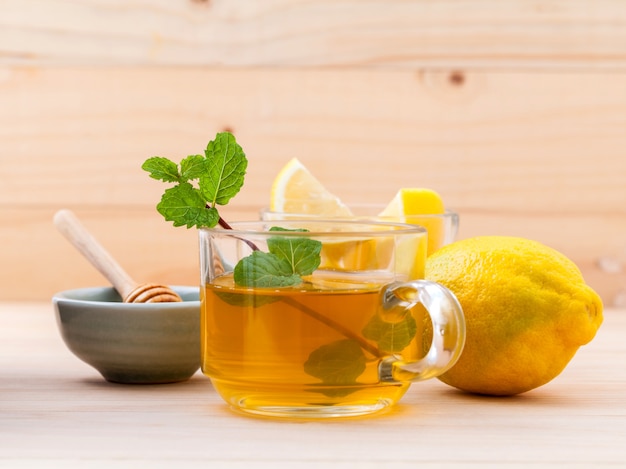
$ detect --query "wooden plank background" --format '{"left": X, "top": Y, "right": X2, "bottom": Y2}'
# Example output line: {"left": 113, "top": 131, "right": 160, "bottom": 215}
{"left": 1, "top": 0, "right": 625, "bottom": 305}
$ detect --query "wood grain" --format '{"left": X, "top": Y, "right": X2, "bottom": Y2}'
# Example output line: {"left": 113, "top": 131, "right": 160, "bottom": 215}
{"left": 1, "top": 302, "right": 624, "bottom": 467}
{"left": 1, "top": 68, "right": 624, "bottom": 303}
{"left": 1, "top": 68, "right": 625, "bottom": 212}
{"left": 2, "top": 0, "right": 626, "bottom": 69}
{"left": 1, "top": 1, "right": 625, "bottom": 304}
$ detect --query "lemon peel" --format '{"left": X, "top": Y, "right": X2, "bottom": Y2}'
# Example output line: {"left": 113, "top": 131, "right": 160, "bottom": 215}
{"left": 425, "top": 236, "right": 603, "bottom": 396}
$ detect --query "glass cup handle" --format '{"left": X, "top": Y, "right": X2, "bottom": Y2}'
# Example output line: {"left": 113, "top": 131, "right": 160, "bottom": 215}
{"left": 379, "top": 280, "right": 466, "bottom": 383}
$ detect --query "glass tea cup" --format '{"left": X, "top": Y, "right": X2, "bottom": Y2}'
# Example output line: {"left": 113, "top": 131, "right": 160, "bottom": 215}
{"left": 260, "top": 204, "right": 459, "bottom": 255}
{"left": 199, "top": 220, "right": 465, "bottom": 419}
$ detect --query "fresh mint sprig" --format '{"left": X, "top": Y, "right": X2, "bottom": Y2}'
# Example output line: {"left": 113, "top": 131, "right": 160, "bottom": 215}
{"left": 142, "top": 132, "right": 247, "bottom": 228}
{"left": 142, "top": 133, "right": 322, "bottom": 288}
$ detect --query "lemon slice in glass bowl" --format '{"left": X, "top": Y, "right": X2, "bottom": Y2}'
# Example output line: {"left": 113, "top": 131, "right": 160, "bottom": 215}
{"left": 269, "top": 158, "right": 353, "bottom": 216}
{"left": 378, "top": 188, "right": 445, "bottom": 218}
{"left": 270, "top": 158, "right": 386, "bottom": 270}
{"left": 379, "top": 188, "right": 446, "bottom": 256}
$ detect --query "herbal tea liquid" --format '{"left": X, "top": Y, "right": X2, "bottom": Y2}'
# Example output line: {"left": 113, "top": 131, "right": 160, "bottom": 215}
{"left": 201, "top": 272, "right": 417, "bottom": 415}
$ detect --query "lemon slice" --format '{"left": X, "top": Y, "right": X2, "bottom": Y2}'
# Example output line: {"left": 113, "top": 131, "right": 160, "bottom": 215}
{"left": 379, "top": 188, "right": 445, "bottom": 217}
{"left": 379, "top": 188, "right": 445, "bottom": 264}
{"left": 270, "top": 158, "right": 353, "bottom": 216}
{"left": 271, "top": 158, "right": 383, "bottom": 270}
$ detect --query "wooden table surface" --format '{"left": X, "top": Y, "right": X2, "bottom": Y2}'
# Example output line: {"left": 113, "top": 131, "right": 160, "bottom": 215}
{"left": 1, "top": 302, "right": 625, "bottom": 468}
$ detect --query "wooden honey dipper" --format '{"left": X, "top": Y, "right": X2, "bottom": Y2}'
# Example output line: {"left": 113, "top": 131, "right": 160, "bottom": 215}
{"left": 54, "top": 209, "right": 182, "bottom": 303}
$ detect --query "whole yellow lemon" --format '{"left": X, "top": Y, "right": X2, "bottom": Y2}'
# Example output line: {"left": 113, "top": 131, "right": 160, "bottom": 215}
{"left": 425, "top": 236, "right": 603, "bottom": 396}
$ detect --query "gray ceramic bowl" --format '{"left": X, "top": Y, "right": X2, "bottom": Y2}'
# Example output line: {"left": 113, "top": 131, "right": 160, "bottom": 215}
{"left": 53, "top": 286, "right": 200, "bottom": 384}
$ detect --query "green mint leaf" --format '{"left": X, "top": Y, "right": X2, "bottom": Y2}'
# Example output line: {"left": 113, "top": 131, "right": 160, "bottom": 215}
{"left": 362, "top": 313, "right": 417, "bottom": 353}
{"left": 143, "top": 132, "right": 248, "bottom": 229}
{"left": 156, "top": 182, "right": 219, "bottom": 228}
{"left": 200, "top": 132, "right": 247, "bottom": 206}
{"left": 234, "top": 251, "right": 302, "bottom": 287}
{"left": 267, "top": 227, "right": 322, "bottom": 276}
{"left": 233, "top": 227, "right": 323, "bottom": 288}
{"left": 304, "top": 339, "right": 366, "bottom": 396}
{"left": 180, "top": 154, "right": 205, "bottom": 181}
{"left": 142, "top": 157, "right": 181, "bottom": 183}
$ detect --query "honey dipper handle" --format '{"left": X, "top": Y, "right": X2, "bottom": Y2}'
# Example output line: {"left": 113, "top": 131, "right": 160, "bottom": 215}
{"left": 53, "top": 209, "right": 137, "bottom": 299}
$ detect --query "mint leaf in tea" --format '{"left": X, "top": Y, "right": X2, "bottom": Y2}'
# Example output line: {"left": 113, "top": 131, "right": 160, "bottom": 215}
{"left": 234, "top": 251, "right": 302, "bottom": 287}
{"left": 362, "top": 313, "right": 418, "bottom": 353}
{"left": 267, "top": 227, "right": 322, "bottom": 277}
{"left": 303, "top": 338, "right": 367, "bottom": 397}
{"left": 234, "top": 228, "right": 322, "bottom": 288}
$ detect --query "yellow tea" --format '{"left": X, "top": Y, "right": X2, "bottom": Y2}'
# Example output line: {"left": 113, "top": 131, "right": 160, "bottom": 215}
{"left": 201, "top": 271, "right": 422, "bottom": 416}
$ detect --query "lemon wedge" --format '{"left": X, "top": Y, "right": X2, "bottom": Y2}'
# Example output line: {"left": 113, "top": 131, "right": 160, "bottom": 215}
{"left": 379, "top": 188, "right": 445, "bottom": 217}
{"left": 380, "top": 188, "right": 446, "bottom": 257}
{"left": 269, "top": 158, "right": 353, "bottom": 216}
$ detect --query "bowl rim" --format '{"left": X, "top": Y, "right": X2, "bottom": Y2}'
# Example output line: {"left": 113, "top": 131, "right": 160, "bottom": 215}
{"left": 52, "top": 285, "right": 200, "bottom": 307}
